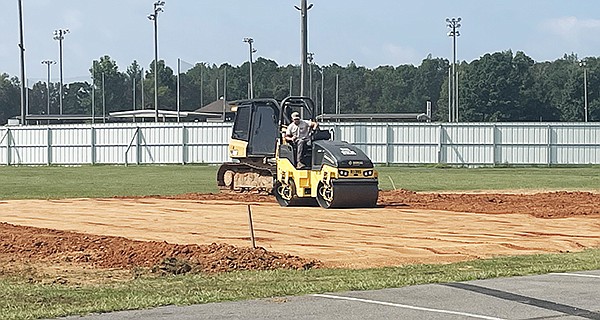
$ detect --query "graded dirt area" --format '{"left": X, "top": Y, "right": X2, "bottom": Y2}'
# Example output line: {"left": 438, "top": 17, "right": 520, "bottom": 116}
{"left": 1, "top": 190, "right": 600, "bottom": 279}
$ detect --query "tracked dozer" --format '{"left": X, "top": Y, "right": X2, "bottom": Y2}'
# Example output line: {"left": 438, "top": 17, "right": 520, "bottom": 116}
{"left": 216, "top": 98, "right": 280, "bottom": 193}
{"left": 217, "top": 96, "right": 378, "bottom": 208}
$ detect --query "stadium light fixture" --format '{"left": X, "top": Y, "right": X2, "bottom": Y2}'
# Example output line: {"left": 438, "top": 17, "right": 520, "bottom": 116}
{"left": 243, "top": 37, "right": 256, "bottom": 99}
{"left": 148, "top": 0, "right": 165, "bottom": 122}
{"left": 580, "top": 60, "right": 588, "bottom": 122}
{"left": 446, "top": 17, "right": 461, "bottom": 122}
{"left": 53, "top": 29, "right": 69, "bottom": 115}
{"left": 41, "top": 60, "right": 56, "bottom": 117}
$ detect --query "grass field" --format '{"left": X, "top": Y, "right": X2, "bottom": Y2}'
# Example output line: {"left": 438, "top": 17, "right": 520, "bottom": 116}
{"left": 0, "top": 165, "right": 599, "bottom": 319}
{"left": 0, "top": 165, "right": 599, "bottom": 199}
{"left": 2, "top": 250, "right": 599, "bottom": 320}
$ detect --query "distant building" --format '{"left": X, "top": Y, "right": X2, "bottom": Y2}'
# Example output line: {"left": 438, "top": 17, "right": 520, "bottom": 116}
{"left": 194, "top": 98, "right": 235, "bottom": 122}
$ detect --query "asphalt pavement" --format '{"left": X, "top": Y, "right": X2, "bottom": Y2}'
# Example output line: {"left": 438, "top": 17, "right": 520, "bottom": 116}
{"left": 58, "top": 270, "right": 600, "bottom": 320}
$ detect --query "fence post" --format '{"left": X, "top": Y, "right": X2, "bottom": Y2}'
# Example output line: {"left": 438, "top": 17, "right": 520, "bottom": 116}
{"left": 437, "top": 124, "right": 444, "bottom": 164}
{"left": 385, "top": 123, "right": 391, "bottom": 166}
{"left": 136, "top": 127, "right": 141, "bottom": 165}
{"left": 547, "top": 124, "right": 552, "bottom": 167}
{"left": 47, "top": 127, "right": 52, "bottom": 165}
{"left": 492, "top": 124, "right": 497, "bottom": 166}
{"left": 181, "top": 124, "right": 186, "bottom": 165}
{"left": 1, "top": 128, "right": 10, "bottom": 165}
{"left": 90, "top": 126, "right": 96, "bottom": 165}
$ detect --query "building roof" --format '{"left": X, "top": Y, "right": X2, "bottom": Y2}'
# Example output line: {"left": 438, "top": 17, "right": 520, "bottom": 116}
{"left": 316, "top": 113, "right": 431, "bottom": 122}
{"left": 22, "top": 114, "right": 106, "bottom": 121}
{"left": 109, "top": 110, "right": 220, "bottom": 119}
{"left": 195, "top": 99, "right": 234, "bottom": 113}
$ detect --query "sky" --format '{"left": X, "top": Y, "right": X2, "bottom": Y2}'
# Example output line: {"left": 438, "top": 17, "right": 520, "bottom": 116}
{"left": 2, "top": 0, "right": 600, "bottom": 83}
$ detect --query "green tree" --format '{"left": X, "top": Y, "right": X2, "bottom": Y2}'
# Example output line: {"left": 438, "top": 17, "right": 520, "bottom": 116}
{"left": 458, "top": 50, "right": 547, "bottom": 121}
{"left": 535, "top": 54, "right": 580, "bottom": 121}
{"left": 27, "top": 81, "right": 48, "bottom": 115}
{"left": 90, "top": 56, "right": 127, "bottom": 115}
{"left": 415, "top": 56, "right": 448, "bottom": 119}
{"left": 126, "top": 60, "right": 144, "bottom": 111}
{"left": 140, "top": 60, "right": 176, "bottom": 110}
{"left": 0, "top": 74, "right": 20, "bottom": 124}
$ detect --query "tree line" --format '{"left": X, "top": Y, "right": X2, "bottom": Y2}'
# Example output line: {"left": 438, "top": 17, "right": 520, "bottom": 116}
{"left": 0, "top": 50, "right": 597, "bottom": 125}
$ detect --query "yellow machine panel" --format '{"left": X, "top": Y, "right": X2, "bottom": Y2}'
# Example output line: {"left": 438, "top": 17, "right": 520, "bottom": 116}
{"left": 228, "top": 139, "right": 248, "bottom": 159}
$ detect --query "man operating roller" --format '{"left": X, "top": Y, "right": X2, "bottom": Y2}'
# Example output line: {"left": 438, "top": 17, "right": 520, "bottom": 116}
{"left": 285, "top": 111, "right": 318, "bottom": 169}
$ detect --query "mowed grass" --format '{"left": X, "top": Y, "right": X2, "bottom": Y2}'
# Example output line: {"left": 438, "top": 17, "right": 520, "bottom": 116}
{"left": 0, "top": 165, "right": 599, "bottom": 319}
{"left": 376, "top": 166, "right": 600, "bottom": 192}
{"left": 0, "top": 165, "right": 220, "bottom": 200}
{"left": 0, "top": 165, "right": 599, "bottom": 199}
{"left": 2, "top": 250, "right": 600, "bottom": 320}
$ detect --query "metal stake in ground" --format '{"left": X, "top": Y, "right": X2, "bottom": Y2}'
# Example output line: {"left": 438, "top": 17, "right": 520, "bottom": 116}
{"left": 247, "top": 205, "right": 256, "bottom": 249}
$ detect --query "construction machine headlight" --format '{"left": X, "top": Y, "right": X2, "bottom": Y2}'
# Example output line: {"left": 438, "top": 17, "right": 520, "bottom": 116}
{"left": 363, "top": 170, "right": 373, "bottom": 177}
{"left": 339, "top": 169, "right": 349, "bottom": 177}
{"left": 230, "top": 149, "right": 239, "bottom": 156}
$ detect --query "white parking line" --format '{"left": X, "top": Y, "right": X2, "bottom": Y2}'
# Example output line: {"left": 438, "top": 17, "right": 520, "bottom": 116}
{"left": 314, "top": 294, "right": 506, "bottom": 320}
{"left": 550, "top": 273, "right": 600, "bottom": 279}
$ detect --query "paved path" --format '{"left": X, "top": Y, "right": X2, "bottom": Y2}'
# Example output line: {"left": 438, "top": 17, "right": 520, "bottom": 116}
{"left": 58, "top": 270, "right": 600, "bottom": 320}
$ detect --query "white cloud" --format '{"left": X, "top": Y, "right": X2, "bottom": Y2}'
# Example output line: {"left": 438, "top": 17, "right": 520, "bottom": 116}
{"left": 63, "top": 9, "right": 84, "bottom": 31}
{"left": 357, "top": 43, "right": 421, "bottom": 68}
{"left": 542, "top": 16, "right": 600, "bottom": 40}
{"left": 380, "top": 43, "right": 421, "bottom": 66}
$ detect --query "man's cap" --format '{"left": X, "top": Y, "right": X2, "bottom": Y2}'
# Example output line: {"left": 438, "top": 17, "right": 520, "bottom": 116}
{"left": 291, "top": 112, "right": 300, "bottom": 120}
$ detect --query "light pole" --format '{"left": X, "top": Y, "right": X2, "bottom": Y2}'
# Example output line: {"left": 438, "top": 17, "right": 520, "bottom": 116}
{"left": 308, "top": 52, "right": 314, "bottom": 101}
{"left": 18, "top": 0, "right": 27, "bottom": 125}
{"left": 446, "top": 17, "right": 461, "bottom": 122}
{"left": 53, "top": 28, "right": 69, "bottom": 115}
{"left": 41, "top": 60, "right": 55, "bottom": 116}
{"left": 320, "top": 68, "right": 324, "bottom": 115}
{"left": 243, "top": 37, "right": 256, "bottom": 99}
{"left": 148, "top": 0, "right": 165, "bottom": 122}
{"left": 102, "top": 72, "right": 106, "bottom": 123}
{"left": 295, "top": 0, "right": 313, "bottom": 97}
{"left": 316, "top": 68, "right": 324, "bottom": 116}
{"left": 580, "top": 60, "right": 589, "bottom": 122}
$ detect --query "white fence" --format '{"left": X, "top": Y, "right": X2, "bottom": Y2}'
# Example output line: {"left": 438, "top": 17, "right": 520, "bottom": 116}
{"left": 1, "top": 122, "right": 599, "bottom": 166}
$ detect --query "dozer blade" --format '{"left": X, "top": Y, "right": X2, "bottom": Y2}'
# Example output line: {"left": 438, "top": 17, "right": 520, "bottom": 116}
{"left": 323, "top": 179, "right": 379, "bottom": 208}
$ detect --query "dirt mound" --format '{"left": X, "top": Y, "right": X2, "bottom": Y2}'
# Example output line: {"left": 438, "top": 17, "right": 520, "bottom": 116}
{"left": 378, "top": 190, "right": 600, "bottom": 218}
{"left": 0, "top": 222, "right": 320, "bottom": 273}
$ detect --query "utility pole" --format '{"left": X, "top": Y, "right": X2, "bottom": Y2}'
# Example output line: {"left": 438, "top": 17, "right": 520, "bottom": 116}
{"left": 295, "top": 0, "right": 313, "bottom": 97}
{"left": 141, "top": 68, "right": 145, "bottom": 110}
{"left": 446, "top": 17, "right": 461, "bottom": 122}
{"left": 177, "top": 58, "right": 180, "bottom": 122}
{"left": 41, "top": 60, "right": 56, "bottom": 117}
{"left": 243, "top": 37, "right": 256, "bottom": 99}
{"left": 580, "top": 60, "right": 589, "bottom": 122}
{"left": 320, "top": 68, "right": 324, "bottom": 115}
{"left": 102, "top": 72, "right": 106, "bottom": 123}
{"left": 53, "top": 28, "right": 69, "bottom": 115}
{"left": 91, "top": 72, "right": 95, "bottom": 124}
{"left": 148, "top": 1, "right": 165, "bottom": 122}
{"left": 308, "top": 52, "right": 314, "bottom": 100}
{"left": 18, "top": 0, "right": 27, "bottom": 125}
{"left": 132, "top": 72, "right": 136, "bottom": 111}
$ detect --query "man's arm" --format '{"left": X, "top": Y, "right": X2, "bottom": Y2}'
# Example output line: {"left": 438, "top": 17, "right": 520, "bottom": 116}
{"left": 285, "top": 124, "right": 296, "bottom": 142}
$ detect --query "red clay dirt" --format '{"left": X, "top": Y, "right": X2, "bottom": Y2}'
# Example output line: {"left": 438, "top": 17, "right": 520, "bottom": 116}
{"left": 1, "top": 190, "right": 600, "bottom": 278}
{"left": 158, "top": 190, "right": 600, "bottom": 218}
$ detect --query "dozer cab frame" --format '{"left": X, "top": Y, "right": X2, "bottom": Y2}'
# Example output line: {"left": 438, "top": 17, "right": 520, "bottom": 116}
{"left": 216, "top": 98, "right": 281, "bottom": 193}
